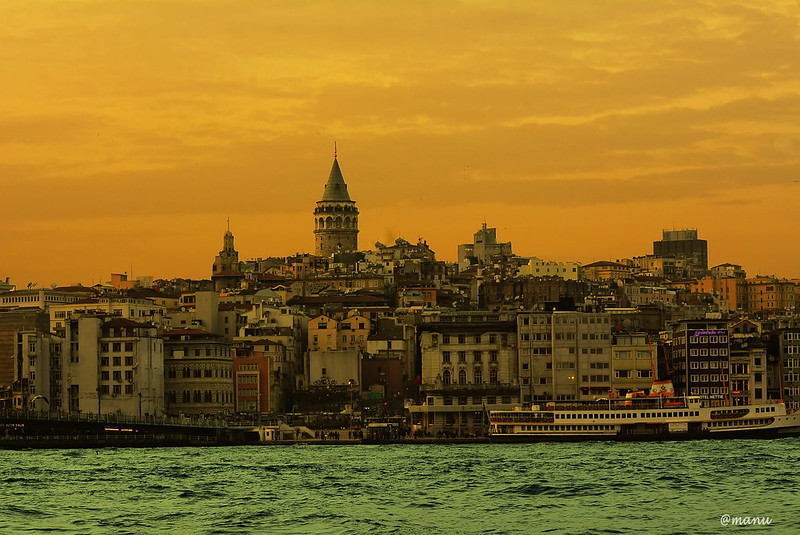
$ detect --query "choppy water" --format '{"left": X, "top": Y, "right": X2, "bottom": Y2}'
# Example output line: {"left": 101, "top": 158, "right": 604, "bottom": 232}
{"left": 2, "top": 439, "right": 798, "bottom": 534}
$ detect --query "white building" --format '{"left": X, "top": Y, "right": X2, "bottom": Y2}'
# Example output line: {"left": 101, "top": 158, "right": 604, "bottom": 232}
{"left": 518, "top": 257, "right": 582, "bottom": 281}
{"left": 54, "top": 315, "right": 164, "bottom": 416}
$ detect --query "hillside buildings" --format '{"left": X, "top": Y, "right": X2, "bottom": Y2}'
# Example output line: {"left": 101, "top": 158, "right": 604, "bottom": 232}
{"left": 3, "top": 151, "right": 800, "bottom": 428}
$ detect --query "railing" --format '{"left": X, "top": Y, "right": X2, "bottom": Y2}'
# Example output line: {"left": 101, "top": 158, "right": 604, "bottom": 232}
{"left": 0, "top": 409, "right": 228, "bottom": 429}
{"left": 0, "top": 433, "right": 221, "bottom": 444}
{"left": 422, "top": 382, "right": 518, "bottom": 395}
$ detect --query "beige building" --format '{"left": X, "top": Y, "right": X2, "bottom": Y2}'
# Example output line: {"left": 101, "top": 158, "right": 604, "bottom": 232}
{"left": 308, "top": 314, "right": 370, "bottom": 352}
{"left": 411, "top": 311, "right": 518, "bottom": 437}
{"left": 517, "top": 310, "right": 614, "bottom": 403}
{"left": 610, "top": 332, "right": 659, "bottom": 394}
{"left": 50, "top": 296, "right": 167, "bottom": 334}
{"left": 12, "top": 328, "right": 58, "bottom": 410}
{"left": 519, "top": 257, "right": 581, "bottom": 281}
{"left": 163, "top": 329, "right": 234, "bottom": 417}
{"left": 51, "top": 315, "right": 164, "bottom": 416}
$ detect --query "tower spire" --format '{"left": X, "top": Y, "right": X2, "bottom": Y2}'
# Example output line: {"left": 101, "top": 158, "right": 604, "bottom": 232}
{"left": 334, "top": 141, "right": 337, "bottom": 159}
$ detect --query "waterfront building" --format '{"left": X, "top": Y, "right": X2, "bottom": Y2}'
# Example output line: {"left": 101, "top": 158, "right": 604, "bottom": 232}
{"left": 53, "top": 315, "right": 164, "bottom": 416}
{"left": 314, "top": 151, "right": 359, "bottom": 257}
{"left": 776, "top": 328, "right": 800, "bottom": 411}
{"left": 232, "top": 339, "right": 286, "bottom": 414}
{"left": 11, "top": 328, "right": 58, "bottom": 411}
{"left": 517, "top": 309, "right": 614, "bottom": 403}
{"left": 0, "top": 309, "right": 50, "bottom": 401}
{"left": 729, "top": 337, "right": 768, "bottom": 406}
{"left": 610, "top": 332, "right": 659, "bottom": 395}
{"left": 669, "top": 320, "right": 731, "bottom": 403}
{"left": 412, "top": 311, "right": 518, "bottom": 436}
{"left": 163, "top": 329, "right": 233, "bottom": 417}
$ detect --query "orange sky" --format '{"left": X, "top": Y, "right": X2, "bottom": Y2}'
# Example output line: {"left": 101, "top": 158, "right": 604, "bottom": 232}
{"left": 2, "top": 0, "right": 800, "bottom": 287}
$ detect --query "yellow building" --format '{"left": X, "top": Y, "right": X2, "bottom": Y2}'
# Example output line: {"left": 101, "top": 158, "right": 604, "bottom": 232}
{"left": 308, "top": 314, "right": 370, "bottom": 352}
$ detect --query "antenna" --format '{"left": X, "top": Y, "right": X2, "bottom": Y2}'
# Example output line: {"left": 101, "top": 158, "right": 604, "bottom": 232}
{"left": 334, "top": 141, "right": 337, "bottom": 158}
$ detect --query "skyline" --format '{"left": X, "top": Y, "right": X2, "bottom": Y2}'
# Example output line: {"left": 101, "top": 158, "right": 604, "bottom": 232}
{"left": 3, "top": 0, "right": 800, "bottom": 286}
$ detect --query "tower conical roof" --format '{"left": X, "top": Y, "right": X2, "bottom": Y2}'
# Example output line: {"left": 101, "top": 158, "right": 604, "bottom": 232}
{"left": 321, "top": 157, "right": 352, "bottom": 202}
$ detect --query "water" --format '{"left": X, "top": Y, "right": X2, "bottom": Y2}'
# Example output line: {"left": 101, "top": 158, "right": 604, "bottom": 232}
{"left": 2, "top": 439, "right": 798, "bottom": 534}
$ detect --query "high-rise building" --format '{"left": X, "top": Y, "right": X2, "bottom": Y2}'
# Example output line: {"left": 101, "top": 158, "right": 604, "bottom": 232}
{"left": 652, "top": 229, "right": 708, "bottom": 277}
{"left": 313, "top": 149, "right": 359, "bottom": 257}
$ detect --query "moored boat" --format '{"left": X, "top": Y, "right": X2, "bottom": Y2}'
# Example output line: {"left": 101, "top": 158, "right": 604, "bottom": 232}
{"left": 488, "top": 381, "right": 800, "bottom": 442}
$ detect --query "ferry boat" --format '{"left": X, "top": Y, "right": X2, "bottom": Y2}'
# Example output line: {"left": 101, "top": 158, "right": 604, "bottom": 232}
{"left": 488, "top": 381, "right": 800, "bottom": 442}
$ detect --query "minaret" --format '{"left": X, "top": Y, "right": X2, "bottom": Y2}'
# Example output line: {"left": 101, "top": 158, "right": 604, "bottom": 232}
{"left": 212, "top": 218, "right": 239, "bottom": 275}
{"left": 314, "top": 145, "right": 359, "bottom": 256}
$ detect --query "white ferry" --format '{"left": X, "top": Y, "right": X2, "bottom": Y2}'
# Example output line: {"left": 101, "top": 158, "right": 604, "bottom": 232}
{"left": 489, "top": 382, "right": 800, "bottom": 442}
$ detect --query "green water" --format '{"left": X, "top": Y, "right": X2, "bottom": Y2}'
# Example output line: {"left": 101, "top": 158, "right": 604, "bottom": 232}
{"left": 2, "top": 440, "right": 797, "bottom": 534}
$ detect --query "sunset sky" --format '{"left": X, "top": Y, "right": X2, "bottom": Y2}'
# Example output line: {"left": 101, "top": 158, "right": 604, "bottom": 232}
{"left": 2, "top": 0, "right": 800, "bottom": 287}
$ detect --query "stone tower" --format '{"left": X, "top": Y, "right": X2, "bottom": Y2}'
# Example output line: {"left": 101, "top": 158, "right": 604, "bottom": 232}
{"left": 212, "top": 219, "right": 239, "bottom": 275}
{"left": 314, "top": 149, "right": 359, "bottom": 256}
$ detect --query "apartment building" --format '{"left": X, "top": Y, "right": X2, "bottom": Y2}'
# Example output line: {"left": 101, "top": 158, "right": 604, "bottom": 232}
{"left": 412, "top": 311, "right": 518, "bottom": 437}
{"left": 163, "top": 329, "right": 233, "bottom": 417}
{"left": 517, "top": 309, "right": 613, "bottom": 403}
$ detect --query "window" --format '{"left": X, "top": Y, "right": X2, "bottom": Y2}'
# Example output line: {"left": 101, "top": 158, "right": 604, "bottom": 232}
{"left": 100, "top": 357, "right": 109, "bottom": 367}
{"left": 490, "top": 351, "right": 498, "bottom": 362}
{"left": 473, "top": 351, "right": 482, "bottom": 362}
{"left": 124, "top": 370, "right": 133, "bottom": 382}
{"left": 458, "top": 369, "right": 467, "bottom": 385}
{"left": 112, "top": 342, "right": 121, "bottom": 352}
{"left": 113, "top": 357, "right": 121, "bottom": 366}
{"left": 489, "top": 369, "right": 498, "bottom": 383}
{"left": 100, "top": 343, "right": 109, "bottom": 353}
{"left": 113, "top": 371, "right": 122, "bottom": 381}
{"left": 442, "top": 370, "right": 451, "bottom": 385}
{"left": 125, "top": 357, "right": 134, "bottom": 366}
{"left": 458, "top": 351, "right": 466, "bottom": 362}
{"left": 442, "top": 351, "right": 451, "bottom": 363}
{"left": 125, "top": 342, "right": 134, "bottom": 352}
{"left": 474, "top": 369, "right": 482, "bottom": 384}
